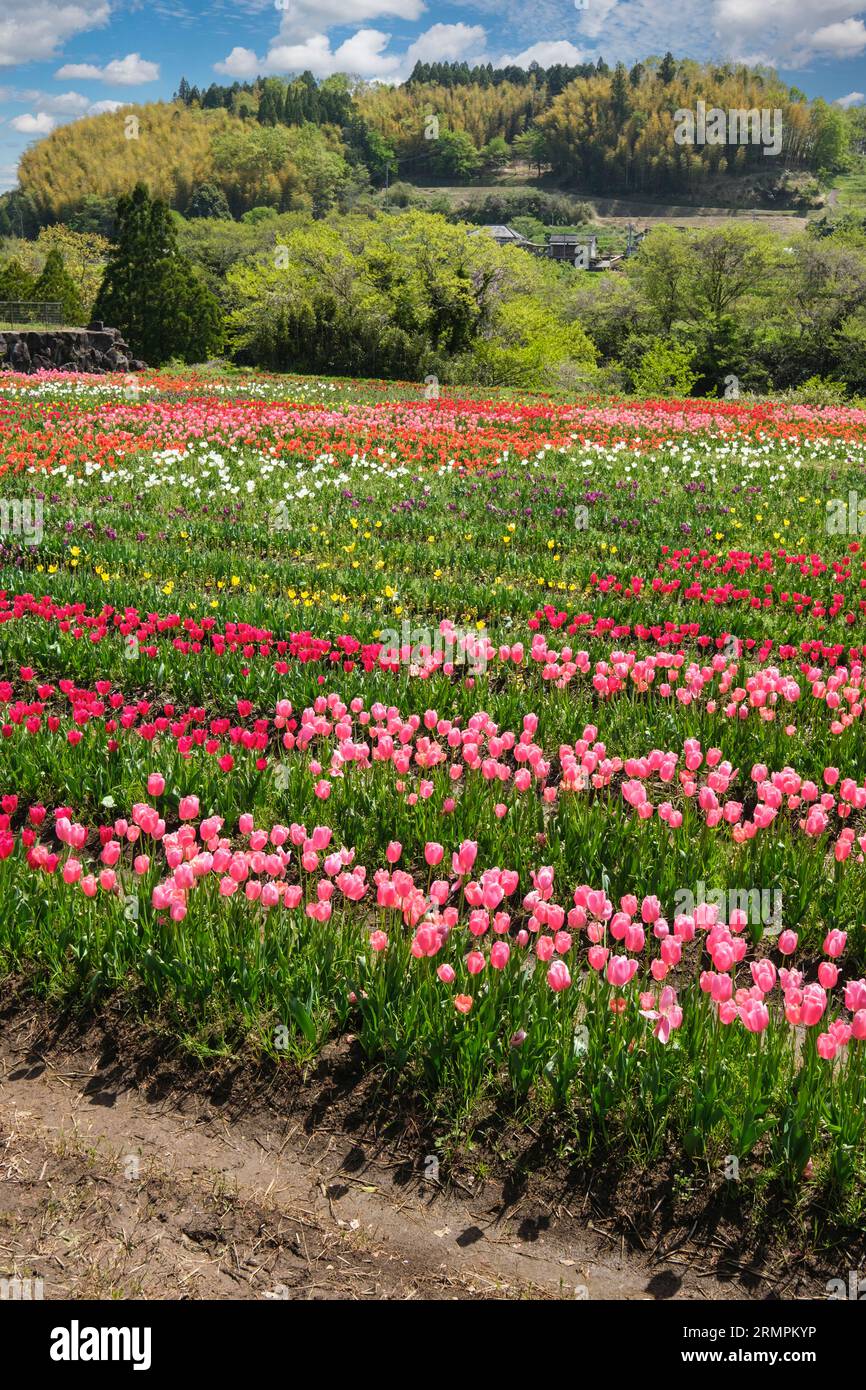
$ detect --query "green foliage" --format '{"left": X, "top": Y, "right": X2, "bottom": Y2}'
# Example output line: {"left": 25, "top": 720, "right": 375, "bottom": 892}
{"left": 186, "top": 183, "right": 232, "bottom": 219}
{"left": 465, "top": 294, "right": 599, "bottom": 389}
{"left": 454, "top": 189, "right": 591, "bottom": 226}
{"left": 66, "top": 195, "right": 118, "bottom": 239}
{"left": 226, "top": 211, "right": 484, "bottom": 376}
{"left": 33, "top": 227, "right": 110, "bottom": 317}
{"left": 429, "top": 128, "right": 481, "bottom": 180}
{"left": 479, "top": 136, "right": 511, "bottom": 173}
{"left": 224, "top": 209, "right": 590, "bottom": 386}
{"left": 782, "top": 375, "right": 850, "bottom": 403}
{"left": 630, "top": 336, "right": 700, "bottom": 396}
{"left": 9, "top": 178, "right": 866, "bottom": 396}
{"left": 0, "top": 258, "right": 36, "bottom": 302}
{"left": 32, "top": 248, "right": 84, "bottom": 324}
{"left": 242, "top": 207, "right": 280, "bottom": 224}
{"left": 93, "top": 183, "right": 223, "bottom": 364}
{"left": 0, "top": 190, "right": 40, "bottom": 239}
{"left": 809, "top": 100, "right": 849, "bottom": 172}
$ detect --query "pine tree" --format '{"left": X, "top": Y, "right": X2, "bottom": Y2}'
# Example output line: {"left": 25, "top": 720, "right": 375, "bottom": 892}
{"left": 0, "top": 259, "right": 36, "bottom": 303}
{"left": 611, "top": 63, "right": 631, "bottom": 125}
{"left": 93, "top": 183, "right": 222, "bottom": 363}
{"left": 659, "top": 52, "right": 677, "bottom": 84}
{"left": 32, "top": 247, "right": 84, "bottom": 324}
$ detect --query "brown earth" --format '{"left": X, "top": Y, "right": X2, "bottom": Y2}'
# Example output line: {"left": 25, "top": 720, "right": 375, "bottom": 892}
{"left": 0, "top": 987, "right": 856, "bottom": 1301}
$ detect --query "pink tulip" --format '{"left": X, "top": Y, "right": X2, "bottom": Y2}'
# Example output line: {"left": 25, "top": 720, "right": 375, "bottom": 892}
{"left": 844, "top": 978, "right": 866, "bottom": 1012}
{"left": 607, "top": 955, "right": 639, "bottom": 987}
{"left": 62, "top": 858, "right": 82, "bottom": 885}
{"left": 750, "top": 960, "right": 777, "bottom": 995}
{"left": 546, "top": 960, "right": 571, "bottom": 992}
{"left": 739, "top": 998, "right": 769, "bottom": 1033}
{"left": 818, "top": 962, "right": 839, "bottom": 989}
{"left": 823, "top": 929, "right": 847, "bottom": 958}
{"left": 490, "top": 941, "right": 510, "bottom": 970}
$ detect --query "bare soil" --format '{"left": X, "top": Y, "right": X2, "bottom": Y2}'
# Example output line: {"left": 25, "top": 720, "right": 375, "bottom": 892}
{"left": 0, "top": 986, "right": 857, "bottom": 1301}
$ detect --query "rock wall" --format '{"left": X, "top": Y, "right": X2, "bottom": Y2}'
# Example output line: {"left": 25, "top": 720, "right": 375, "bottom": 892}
{"left": 0, "top": 323, "right": 145, "bottom": 374}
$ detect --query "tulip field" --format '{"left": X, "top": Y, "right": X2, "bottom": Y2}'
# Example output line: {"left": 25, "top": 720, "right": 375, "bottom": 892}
{"left": 1, "top": 371, "right": 866, "bottom": 1224}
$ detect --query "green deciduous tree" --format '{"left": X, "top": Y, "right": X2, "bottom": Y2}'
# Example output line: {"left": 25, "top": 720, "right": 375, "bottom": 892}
{"left": 631, "top": 336, "right": 699, "bottom": 395}
{"left": 429, "top": 128, "right": 481, "bottom": 179}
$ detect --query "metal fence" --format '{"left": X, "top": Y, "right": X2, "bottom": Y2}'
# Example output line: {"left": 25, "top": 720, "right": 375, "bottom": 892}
{"left": 0, "top": 302, "right": 64, "bottom": 330}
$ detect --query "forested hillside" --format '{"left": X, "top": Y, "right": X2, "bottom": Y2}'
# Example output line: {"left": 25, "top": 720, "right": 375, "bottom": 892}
{"left": 2, "top": 53, "right": 860, "bottom": 235}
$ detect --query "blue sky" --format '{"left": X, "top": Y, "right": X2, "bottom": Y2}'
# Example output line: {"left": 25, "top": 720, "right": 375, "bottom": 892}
{"left": 1, "top": 0, "right": 865, "bottom": 192}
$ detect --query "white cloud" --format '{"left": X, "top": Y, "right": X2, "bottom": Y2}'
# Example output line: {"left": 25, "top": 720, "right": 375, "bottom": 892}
{"left": 276, "top": 0, "right": 425, "bottom": 44}
{"left": 0, "top": 0, "right": 110, "bottom": 68}
{"left": 499, "top": 40, "right": 589, "bottom": 66}
{"left": 87, "top": 98, "right": 125, "bottom": 114}
{"left": 55, "top": 53, "right": 160, "bottom": 85}
{"left": 55, "top": 63, "right": 102, "bottom": 79}
{"left": 835, "top": 89, "right": 865, "bottom": 105}
{"left": 713, "top": 0, "right": 866, "bottom": 64}
{"left": 10, "top": 111, "right": 55, "bottom": 133}
{"left": 332, "top": 30, "right": 403, "bottom": 78}
{"left": 405, "top": 22, "right": 487, "bottom": 65}
{"left": 574, "top": 0, "right": 624, "bottom": 42}
{"left": 19, "top": 88, "right": 90, "bottom": 114}
{"left": 507, "top": 0, "right": 866, "bottom": 72}
{"left": 808, "top": 17, "right": 866, "bottom": 57}
{"left": 214, "top": 47, "right": 261, "bottom": 79}
{"left": 252, "top": 29, "right": 402, "bottom": 80}
{"left": 217, "top": 19, "right": 489, "bottom": 82}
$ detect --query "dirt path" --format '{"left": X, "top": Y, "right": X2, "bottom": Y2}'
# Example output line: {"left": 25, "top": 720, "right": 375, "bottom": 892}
{"left": 0, "top": 1000, "right": 831, "bottom": 1301}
